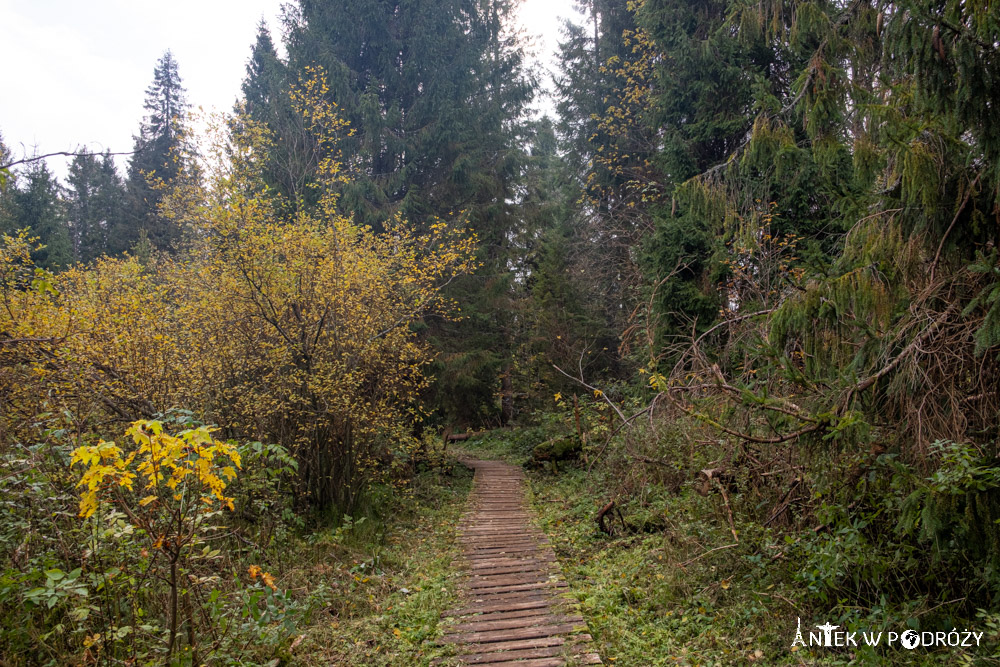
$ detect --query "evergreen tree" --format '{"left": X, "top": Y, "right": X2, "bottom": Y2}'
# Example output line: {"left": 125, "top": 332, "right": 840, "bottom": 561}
{"left": 636, "top": 0, "right": 1000, "bottom": 460}
{"left": 125, "top": 50, "right": 190, "bottom": 252}
{"left": 65, "top": 151, "right": 126, "bottom": 262}
{"left": 554, "top": 0, "right": 652, "bottom": 349}
{"left": 237, "top": 20, "right": 313, "bottom": 210}
{"left": 0, "top": 133, "right": 17, "bottom": 235}
{"left": 520, "top": 118, "right": 619, "bottom": 397}
{"left": 555, "top": 0, "right": 636, "bottom": 184}
{"left": 242, "top": 21, "right": 284, "bottom": 121}
{"left": 275, "top": 0, "right": 534, "bottom": 425}
{"left": 636, "top": 0, "right": 763, "bottom": 352}
{"left": 283, "top": 0, "right": 533, "bottom": 232}
{"left": 14, "top": 162, "right": 73, "bottom": 270}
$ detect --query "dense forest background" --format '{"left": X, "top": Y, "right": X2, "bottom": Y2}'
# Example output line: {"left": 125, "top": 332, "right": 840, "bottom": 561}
{"left": 2, "top": 0, "right": 1000, "bottom": 664}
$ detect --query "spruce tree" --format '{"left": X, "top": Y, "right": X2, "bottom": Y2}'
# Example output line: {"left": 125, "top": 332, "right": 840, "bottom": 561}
{"left": 283, "top": 0, "right": 532, "bottom": 232}
{"left": 125, "top": 50, "right": 190, "bottom": 252}
{"left": 275, "top": 0, "right": 534, "bottom": 425}
{"left": 237, "top": 21, "right": 313, "bottom": 210}
{"left": 521, "top": 118, "right": 619, "bottom": 397}
{"left": 14, "top": 162, "right": 73, "bottom": 270}
{"left": 552, "top": 0, "right": 646, "bottom": 373}
{"left": 0, "top": 133, "right": 17, "bottom": 235}
{"left": 66, "top": 152, "right": 126, "bottom": 262}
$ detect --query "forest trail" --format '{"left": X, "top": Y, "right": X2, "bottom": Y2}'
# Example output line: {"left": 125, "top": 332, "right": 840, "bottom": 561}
{"left": 436, "top": 459, "right": 602, "bottom": 666}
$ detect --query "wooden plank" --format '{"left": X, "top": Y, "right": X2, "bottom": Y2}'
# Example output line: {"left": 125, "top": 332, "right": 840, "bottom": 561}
{"left": 440, "top": 622, "right": 587, "bottom": 645}
{"left": 461, "top": 581, "right": 568, "bottom": 596}
{"left": 451, "top": 644, "right": 569, "bottom": 664}
{"left": 451, "top": 614, "right": 584, "bottom": 633}
{"left": 449, "top": 605, "right": 552, "bottom": 627}
{"left": 445, "top": 598, "right": 552, "bottom": 617}
{"left": 466, "top": 572, "right": 552, "bottom": 588}
{"left": 468, "top": 658, "right": 566, "bottom": 667}
{"left": 448, "top": 634, "right": 567, "bottom": 653}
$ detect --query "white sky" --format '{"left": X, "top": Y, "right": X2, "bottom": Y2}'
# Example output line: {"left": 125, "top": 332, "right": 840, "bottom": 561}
{"left": 0, "top": 0, "right": 579, "bottom": 180}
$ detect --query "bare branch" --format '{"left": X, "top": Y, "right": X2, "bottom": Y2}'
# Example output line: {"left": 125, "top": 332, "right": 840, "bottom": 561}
{"left": 1, "top": 149, "right": 136, "bottom": 172}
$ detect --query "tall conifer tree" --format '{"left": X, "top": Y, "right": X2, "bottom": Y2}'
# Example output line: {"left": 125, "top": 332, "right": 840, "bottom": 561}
{"left": 267, "top": 0, "right": 534, "bottom": 424}
{"left": 0, "top": 133, "right": 17, "bottom": 235}
{"left": 125, "top": 50, "right": 190, "bottom": 252}
{"left": 14, "top": 162, "right": 73, "bottom": 270}
{"left": 66, "top": 152, "right": 126, "bottom": 262}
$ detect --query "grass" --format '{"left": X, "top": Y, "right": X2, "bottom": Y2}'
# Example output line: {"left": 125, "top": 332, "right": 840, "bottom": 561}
{"left": 278, "top": 457, "right": 473, "bottom": 666}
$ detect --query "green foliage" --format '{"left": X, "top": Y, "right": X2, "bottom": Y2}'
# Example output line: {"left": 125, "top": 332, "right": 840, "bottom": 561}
{"left": 965, "top": 249, "right": 1000, "bottom": 355}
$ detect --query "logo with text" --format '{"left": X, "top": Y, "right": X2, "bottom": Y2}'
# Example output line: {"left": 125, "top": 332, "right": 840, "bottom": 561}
{"left": 791, "top": 618, "right": 983, "bottom": 650}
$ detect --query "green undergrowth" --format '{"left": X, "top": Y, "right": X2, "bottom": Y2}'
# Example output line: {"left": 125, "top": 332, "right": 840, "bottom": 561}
{"left": 288, "top": 458, "right": 472, "bottom": 666}
{"left": 459, "top": 429, "right": 997, "bottom": 666}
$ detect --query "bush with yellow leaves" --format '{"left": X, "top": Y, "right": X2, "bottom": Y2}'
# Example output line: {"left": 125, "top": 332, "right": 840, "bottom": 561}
{"left": 72, "top": 419, "right": 241, "bottom": 658}
{"left": 0, "top": 70, "right": 477, "bottom": 662}
{"left": 0, "top": 69, "right": 477, "bottom": 509}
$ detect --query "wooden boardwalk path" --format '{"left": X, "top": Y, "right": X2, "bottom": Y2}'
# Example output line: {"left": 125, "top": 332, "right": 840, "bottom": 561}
{"left": 437, "top": 459, "right": 602, "bottom": 666}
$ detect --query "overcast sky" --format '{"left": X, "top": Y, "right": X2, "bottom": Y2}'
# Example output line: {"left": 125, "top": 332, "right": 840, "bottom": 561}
{"left": 0, "top": 0, "right": 579, "bottom": 179}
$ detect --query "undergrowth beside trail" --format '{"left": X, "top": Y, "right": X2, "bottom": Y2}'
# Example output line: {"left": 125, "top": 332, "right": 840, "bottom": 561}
{"left": 459, "top": 429, "right": 1000, "bottom": 666}
{"left": 0, "top": 438, "right": 472, "bottom": 667}
{"left": 292, "top": 460, "right": 472, "bottom": 666}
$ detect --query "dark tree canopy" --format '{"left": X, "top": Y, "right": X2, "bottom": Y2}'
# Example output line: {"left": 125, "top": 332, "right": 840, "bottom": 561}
{"left": 65, "top": 152, "right": 127, "bottom": 263}
{"left": 14, "top": 162, "right": 73, "bottom": 270}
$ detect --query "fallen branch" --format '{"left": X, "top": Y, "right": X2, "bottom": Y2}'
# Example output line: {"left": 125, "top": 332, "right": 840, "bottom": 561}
{"left": 763, "top": 477, "right": 802, "bottom": 527}
{"left": 587, "top": 404, "right": 653, "bottom": 473}
{"left": 841, "top": 303, "right": 959, "bottom": 411}
{"left": 677, "top": 542, "right": 739, "bottom": 569}
{"left": 753, "top": 590, "right": 803, "bottom": 613}
{"left": 715, "top": 479, "right": 739, "bottom": 543}
{"left": 665, "top": 388, "right": 823, "bottom": 444}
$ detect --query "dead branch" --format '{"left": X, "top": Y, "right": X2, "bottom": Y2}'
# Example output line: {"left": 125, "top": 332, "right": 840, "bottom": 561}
{"left": 677, "top": 542, "right": 739, "bottom": 569}
{"left": 763, "top": 477, "right": 802, "bottom": 527}
{"left": 552, "top": 360, "right": 628, "bottom": 424}
{"left": 715, "top": 479, "right": 739, "bottom": 543}
{"left": 665, "top": 388, "right": 823, "bottom": 444}
{"left": 841, "top": 303, "right": 959, "bottom": 411}
{"left": 587, "top": 404, "right": 653, "bottom": 473}
{"left": 1, "top": 149, "right": 136, "bottom": 171}
{"left": 930, "top": 174, "right": 980, "bottom": 281}
{"left": 595, "top": 500, "right": 617, "bottom": 535}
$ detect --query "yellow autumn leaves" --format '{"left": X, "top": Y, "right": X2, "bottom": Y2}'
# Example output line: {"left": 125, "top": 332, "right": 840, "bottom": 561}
{"left": 247, "top": 565, "right": 277, "bottom": 591}
{"left": 1, "top": 68, "right": 477, "bottom": 509}
{"left": 71, "top": 420, "right": 241, "bottom": 519}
